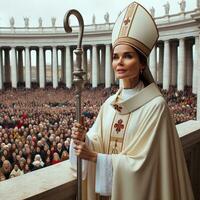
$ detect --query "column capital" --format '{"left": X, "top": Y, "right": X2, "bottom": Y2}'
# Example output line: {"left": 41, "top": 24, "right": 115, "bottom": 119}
{"left": 179, "top": 38, "right": 185, "bottom": 42}
{"left": 164, "top": 40, "right": 170, "bottom": 44}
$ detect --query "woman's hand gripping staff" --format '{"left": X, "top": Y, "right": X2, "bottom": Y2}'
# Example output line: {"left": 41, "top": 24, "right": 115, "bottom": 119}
{"left": 71, "top": 119, "right": 97, "bottom": 162}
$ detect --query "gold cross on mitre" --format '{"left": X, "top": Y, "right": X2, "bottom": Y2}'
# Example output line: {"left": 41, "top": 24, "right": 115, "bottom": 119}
{"left": 124, "top": 17, "right": 130, "bottom": 25}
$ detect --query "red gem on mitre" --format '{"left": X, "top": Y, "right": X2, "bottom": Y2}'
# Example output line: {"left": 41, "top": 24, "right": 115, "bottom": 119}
{"left": 124, "top": 17, "right": 130, "bottom": 25}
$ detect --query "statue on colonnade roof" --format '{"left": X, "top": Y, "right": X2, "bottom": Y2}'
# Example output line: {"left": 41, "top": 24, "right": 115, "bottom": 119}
{"left": 24, "top": 17, "right": 29, "bottom": 28}
{"left": 150, "top": 6, "right": 155, "bottom": 18}
{"left": 9, "top": 17, "right": 15, "bottom": 28}
{"left": 51, "top": 17, "right": 56, "bottom": 27}
{"left": 163, "top": 1, "right": 170, "bottom": 15}
{"left": 104, "top": 12, "right": 109, "bottom": 23}
{"left": 179, "top": 0, "right": 186, "bottom": 13}
{"left": 38, "top": 17, "right": 43, "bottom": 28}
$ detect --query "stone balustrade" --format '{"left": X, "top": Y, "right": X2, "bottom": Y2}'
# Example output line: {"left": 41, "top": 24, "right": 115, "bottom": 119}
{"left": 0, "top": 160, "right": 77, "bottom": 200}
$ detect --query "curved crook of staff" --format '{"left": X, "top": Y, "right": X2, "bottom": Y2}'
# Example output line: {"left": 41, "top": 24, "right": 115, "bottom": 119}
{"left": 64, "top": 9, "right": 84, "bottom": 49}
{"left": 63, "top": 9, "right": 85, "bottom": 200}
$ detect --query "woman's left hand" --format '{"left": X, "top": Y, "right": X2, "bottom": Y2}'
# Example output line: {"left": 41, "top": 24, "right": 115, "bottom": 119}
{"left": 73, "top": 140, "right": 97, "bottom": 163}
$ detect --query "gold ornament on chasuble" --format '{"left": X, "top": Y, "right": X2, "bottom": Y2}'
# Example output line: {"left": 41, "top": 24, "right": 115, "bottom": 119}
{"left": 108, "top": 100, "right": 131, "bottom": 154}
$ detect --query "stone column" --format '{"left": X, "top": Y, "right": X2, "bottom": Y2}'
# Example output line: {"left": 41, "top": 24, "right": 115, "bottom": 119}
{"left": 18, "top": 49, "right": 24, "bottom": 83}
{"left": 39, "top": 47, "right": 45, "bottom": 88}
{"left": 65, "top": 46, "right": 72, "bottom": 88}
{"left": 193, "top": 36, "right": 199, "bottom": 94}
{"left": 25, "top": 47, "right": 31, "bottom": 88}
{"left": 0, "top": 49, "right": 3, "bottom": 89}
{"left": 10, "top": 47, "right": 17, "bottom": 88}
{"left": 177, "top": 38, "right": 186, "bottom": 91}
{"left": 105, "top": 44, "right": 112, "bottom": 88}
{"left": 171, "top": 42, "right": 178, "bottom": 86}
{"left": 92, "top": 45, "right": 98, "bottom": 87}
{"left": 186, "top": 40, "right": 193, "bottom": 86}
{"left": 52, "top": 46, "right": 58, "bottom": 88}
{"left": 157, "top": 45, "right": 164, "bottom": 85}
{"left": 163, "top": 40, "right": 170, "bottom": 90}
{"left": 149, "top": 46, "right": 157, "bottom": 81}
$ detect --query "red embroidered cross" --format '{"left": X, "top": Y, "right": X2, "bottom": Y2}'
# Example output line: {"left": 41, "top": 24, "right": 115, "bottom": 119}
{"left": 124, "top": 17, "right": 130, "bottom": 25}
{"left": 113, "top": 104, "right": 122, "bottom": 112}
{"left": 114, "top": 119, "right": 124, "bottom": 133}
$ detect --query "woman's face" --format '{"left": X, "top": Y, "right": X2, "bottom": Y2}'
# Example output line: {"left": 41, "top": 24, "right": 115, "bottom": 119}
{"left": 112, "top": 44, "right": 144, "bottom": 82}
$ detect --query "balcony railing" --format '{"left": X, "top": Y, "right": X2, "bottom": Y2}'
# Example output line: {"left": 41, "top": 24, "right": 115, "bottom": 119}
{"left": 0, "top": 120, "right": 200, "bottom": 200}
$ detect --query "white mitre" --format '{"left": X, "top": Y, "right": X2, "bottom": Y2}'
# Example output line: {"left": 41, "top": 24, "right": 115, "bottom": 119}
{"left": 112, "top": 1, "right": 159, "bottom": 58}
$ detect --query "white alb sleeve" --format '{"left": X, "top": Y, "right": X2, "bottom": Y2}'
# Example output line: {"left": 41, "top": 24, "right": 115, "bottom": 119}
{"left": 69, "top": 139, "right": 88, "bottom": 180}
{"left": 95, "top": 153, "right": 113, "bottom": 196}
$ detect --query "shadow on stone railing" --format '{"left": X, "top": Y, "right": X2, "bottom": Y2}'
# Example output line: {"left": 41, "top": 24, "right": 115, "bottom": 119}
{"left": 0, "top": 120, "right": 200, "bottom": 200}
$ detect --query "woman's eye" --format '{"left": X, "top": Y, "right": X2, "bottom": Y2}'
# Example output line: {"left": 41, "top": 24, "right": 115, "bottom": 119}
{"left": 112, "top": 55, "right": 118, "bottom": 59}
{"left": 124, "top": 54, "right": 133, "bottom": 59}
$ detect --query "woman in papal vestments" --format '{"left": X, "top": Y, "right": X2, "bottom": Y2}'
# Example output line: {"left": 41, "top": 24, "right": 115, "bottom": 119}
{"left": 70, "top": 2, "right": 194, "bottom": 200}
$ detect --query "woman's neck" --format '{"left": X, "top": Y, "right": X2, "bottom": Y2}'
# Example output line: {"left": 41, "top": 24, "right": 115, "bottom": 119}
{"left": 123, "top": 78, "right": 140, "bottom": 89}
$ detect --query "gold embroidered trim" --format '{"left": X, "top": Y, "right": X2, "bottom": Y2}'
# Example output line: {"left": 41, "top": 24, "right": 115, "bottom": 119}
{"left": 113, "top": 37, "right": 151, "bottom": 57}
{"left": 108, "top": 113, "right": 130, "bottom": 154}
{"left": 119, "top": 3, "right": 138, "bottom": 38}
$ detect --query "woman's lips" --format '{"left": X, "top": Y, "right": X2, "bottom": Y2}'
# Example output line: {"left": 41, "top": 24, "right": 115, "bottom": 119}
{"left": 116, "top": 69, "right": 126, "bottom": 74}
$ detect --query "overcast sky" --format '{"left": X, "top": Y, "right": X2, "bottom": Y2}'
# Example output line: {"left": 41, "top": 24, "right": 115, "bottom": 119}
{"left": 0, "top": 0, "right": 197, "bottom": 27}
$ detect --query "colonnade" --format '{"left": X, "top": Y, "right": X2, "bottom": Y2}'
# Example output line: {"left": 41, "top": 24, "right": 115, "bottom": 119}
{"left": 0, "top": 36, "right": 199, "bottom": 94}
{"left": 0, "top": 44, "right": 115, "bottom": 89}
{"left": 149, "top": 36, "right": 199, "bottom": 94}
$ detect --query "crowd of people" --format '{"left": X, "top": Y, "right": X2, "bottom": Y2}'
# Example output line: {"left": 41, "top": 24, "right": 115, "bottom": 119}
{"left": 0, "top": 84, "right": 197, "bottom": 182}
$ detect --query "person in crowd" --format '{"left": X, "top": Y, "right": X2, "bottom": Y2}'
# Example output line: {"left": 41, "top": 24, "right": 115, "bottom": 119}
{"left": 9, "top": 164, "right": 24, "bottom": 178}
{"left": 0, "top": 160, "right": 12, "bottom": 180}
{"left": 61, "top": 150, "right": 69, "bottom": 161}
{"left": 51, "top": 152, "right": 61, "bottom": 165}
{"left": 32, "top": 154, "right": 44, "bottom": 171}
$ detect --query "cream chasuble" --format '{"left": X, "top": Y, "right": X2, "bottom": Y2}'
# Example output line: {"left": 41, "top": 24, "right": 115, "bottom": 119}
{"left": 80, "top": 82, "right": 194, "bottom": 200}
